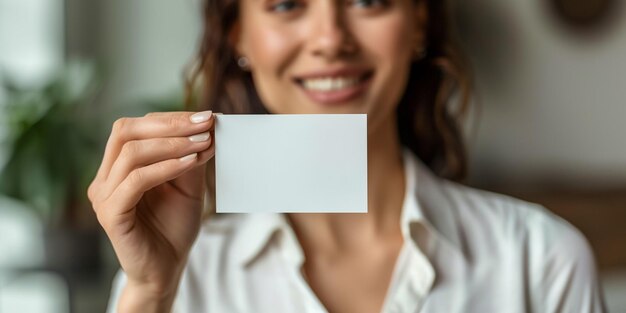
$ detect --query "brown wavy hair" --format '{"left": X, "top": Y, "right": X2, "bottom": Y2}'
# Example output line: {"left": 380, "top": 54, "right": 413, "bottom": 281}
{"left": 186, "top": 0, "right": 472, "bottom": 212}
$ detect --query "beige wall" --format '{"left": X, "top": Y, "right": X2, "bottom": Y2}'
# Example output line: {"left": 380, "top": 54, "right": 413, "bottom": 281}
{"left": 453, "top": 0, "right": 626, "bottom": 187}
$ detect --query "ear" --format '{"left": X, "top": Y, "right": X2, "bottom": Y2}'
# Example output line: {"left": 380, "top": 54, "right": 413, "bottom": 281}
{"left": 228, "top": 21, "right": 245, "bottom": 57}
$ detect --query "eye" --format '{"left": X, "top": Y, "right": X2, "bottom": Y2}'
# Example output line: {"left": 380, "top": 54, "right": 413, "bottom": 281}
{"left": 351, "top": 0, "right": 387, "bottom": 8}
{"left": 269, "top": 0, "right": 303, "bottom": 12}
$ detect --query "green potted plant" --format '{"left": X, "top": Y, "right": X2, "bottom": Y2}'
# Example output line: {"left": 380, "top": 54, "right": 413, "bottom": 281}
{"left": 0, "top": 60, "right": 104, "bottom": 277}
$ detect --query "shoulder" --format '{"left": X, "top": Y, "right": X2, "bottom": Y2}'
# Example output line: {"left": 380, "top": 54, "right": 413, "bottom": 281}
{"left": 437, "top": 181, "right": 604, "bottom": 311}
{"left": 431, "top": 177, "right": 594, "bottom": 263}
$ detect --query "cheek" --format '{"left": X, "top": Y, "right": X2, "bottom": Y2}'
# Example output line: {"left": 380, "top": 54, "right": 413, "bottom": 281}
{"left": 352, "top": 13, "right": 416, "bottom": 134}
{"left": 356, "top": 4, "right": 414, "bottom": 55}
{"left": 240, "top": 12, "right": 300, "bottom": 80}
{"left": 356, "top": 14, "right": 415, "bottom": 104}
{"left": 240, "top": 18, "right": 302, "bottom": 112}
{"left": 245, "top": 28, "right": 294, "bottom": 71}
{"left": 359, "top": 17, "right": 413, "bottom": 63}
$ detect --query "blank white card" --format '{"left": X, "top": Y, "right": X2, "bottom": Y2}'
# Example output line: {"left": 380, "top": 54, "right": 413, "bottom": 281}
{"left": 214, "top": 114, "right": 367, "bottom": 213}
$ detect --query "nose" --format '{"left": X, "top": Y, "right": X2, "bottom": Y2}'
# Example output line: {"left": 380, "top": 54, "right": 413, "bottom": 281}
{"left": 310, "top": 3, "right": 357, "bottom": 60}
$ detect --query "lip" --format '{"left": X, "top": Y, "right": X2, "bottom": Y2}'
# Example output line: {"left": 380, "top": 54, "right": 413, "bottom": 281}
{"left": 294, "top": 67, "right": 371, "bottom": 79}
{"left": 293, "top": 68, "right": 374, "bottom": 106}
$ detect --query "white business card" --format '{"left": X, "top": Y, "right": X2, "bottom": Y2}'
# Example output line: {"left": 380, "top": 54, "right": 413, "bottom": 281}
{"left": 214, "top": 114, "right": 367, "bottom": 213}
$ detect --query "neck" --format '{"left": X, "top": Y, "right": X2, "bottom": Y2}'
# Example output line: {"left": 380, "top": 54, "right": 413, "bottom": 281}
{"left": 287, "top": 115, "right": 405, "bottom": 254}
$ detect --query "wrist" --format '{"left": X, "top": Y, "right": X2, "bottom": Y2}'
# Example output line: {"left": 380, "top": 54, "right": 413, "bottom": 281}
{"left": 122, "top": 258, "right": 188, "bottom": 301}
{"left": 118, "top": 280, "right": 179, "bottom": 313}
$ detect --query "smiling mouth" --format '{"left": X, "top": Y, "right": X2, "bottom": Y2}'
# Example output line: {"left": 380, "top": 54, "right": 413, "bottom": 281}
{"left": 293, "top": 71, "right": 374, "bottom": 105}
{"left": 295, "top": 71, "right": 373, "bottom": 91}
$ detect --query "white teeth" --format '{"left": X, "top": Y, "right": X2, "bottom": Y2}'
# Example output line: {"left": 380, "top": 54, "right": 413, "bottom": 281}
{"left": 302, "top": 77, "right": 360, "bottom": 91}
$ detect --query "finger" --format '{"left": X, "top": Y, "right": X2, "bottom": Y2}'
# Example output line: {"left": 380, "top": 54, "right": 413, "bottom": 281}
{"left": 197, "top": 143, "right": 216, "bottom": 164}
{"left": 103, "top": 153, "right": 202, "bottom": 218}
{"left": 103, "top": 133, "right": 213, "bottom": 198}
{"left": 95, "top": 111, "right": 215, "bottom": 182}
{"left": 168, "top": 143, "right": 216, "bottom": 197}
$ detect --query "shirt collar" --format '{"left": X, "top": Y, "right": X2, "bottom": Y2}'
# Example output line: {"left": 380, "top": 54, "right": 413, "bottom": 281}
{"left": 402, "top": 148, "right": 465, "bottom": 257}
{"left": 231, "top": 147, "right": 465, "bottom": 267}
{"left": 231, "top": 212, "right": 290, "bottom": 266}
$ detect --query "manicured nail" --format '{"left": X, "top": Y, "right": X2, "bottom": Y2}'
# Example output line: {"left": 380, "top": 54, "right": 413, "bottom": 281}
{"left": 190, "top": 110, "right": 213, "bottom": 123}
{"left": 188, "top": 131, "right": 211, "bottom": 142}
{"left": 179, "top": 153, "right": 198, "bottom": 162}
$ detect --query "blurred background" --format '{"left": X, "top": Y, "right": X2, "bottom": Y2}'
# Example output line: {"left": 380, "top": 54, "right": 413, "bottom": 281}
{"left": 0, "top": 0, "right": 624, "bottom": 312}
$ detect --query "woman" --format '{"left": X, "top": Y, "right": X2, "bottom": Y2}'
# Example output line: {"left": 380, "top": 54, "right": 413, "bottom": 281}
{"left": 89, "top": 0, "right": 606, "bottom": 311}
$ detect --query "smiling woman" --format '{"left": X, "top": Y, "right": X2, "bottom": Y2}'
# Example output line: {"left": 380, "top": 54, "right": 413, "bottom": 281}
{"left": 93, "top": 0, "right": 606, "bottom": 311}
{"left": 188, "top": 0, "right": 470, "bottom": 179}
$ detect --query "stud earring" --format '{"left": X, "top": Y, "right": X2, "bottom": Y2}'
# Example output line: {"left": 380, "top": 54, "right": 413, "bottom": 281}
{"left": 237, "top": 56, "right": 250, "bottom": 70}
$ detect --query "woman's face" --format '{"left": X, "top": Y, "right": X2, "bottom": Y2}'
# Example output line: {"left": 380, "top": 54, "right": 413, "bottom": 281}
{"left": 234, "top": 0, "right": 426, "bottom": 131}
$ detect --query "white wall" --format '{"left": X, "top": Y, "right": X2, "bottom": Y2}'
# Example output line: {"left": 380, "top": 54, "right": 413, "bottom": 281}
{"left": 453, "top": 0, "right": 626, "bottom": 187}
{"left": 0, "top": 0, "right": 64, "bottom": 87}
{"left": 0, "top": 0, "right": 64, "bottom": 170}
{"left": 91, "top": 0, "right": 201, "bottom": 109}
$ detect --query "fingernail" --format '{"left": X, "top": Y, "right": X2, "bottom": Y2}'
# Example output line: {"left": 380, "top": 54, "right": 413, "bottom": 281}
{"left": 188, "top": 131, "right": 211, "bottom": 142}
{"left": 190, "top": 110, "right": 213, "bottom": 123}
{"left": 179, "top": 153, "right": 198, "bottom": 162}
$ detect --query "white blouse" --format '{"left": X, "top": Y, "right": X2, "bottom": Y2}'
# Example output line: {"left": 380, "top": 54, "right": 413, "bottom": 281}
{"left": 107, "top": 149, "right": 606, "bottom": 313}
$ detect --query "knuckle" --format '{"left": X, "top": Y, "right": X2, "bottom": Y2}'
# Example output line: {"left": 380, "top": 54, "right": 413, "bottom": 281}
{"left": 87, "top": 182, "right": 98, "bottom": 202}
{"left": 126, "top": 169, "right": 147, "bottom": 190}
{"left": 165, "top": 116, "right": 184, "bottom": 130}
{"left": 164, "top": 137, "right": 183, "bottom": 152}
{"left": 112, "top": 117, "right": 129, "bottom": 134}
{"left": 87, "top": 180, "right": 107, "bottom": 204}
{"left": 120, "top": 140, "right": 141, "bottom": 159}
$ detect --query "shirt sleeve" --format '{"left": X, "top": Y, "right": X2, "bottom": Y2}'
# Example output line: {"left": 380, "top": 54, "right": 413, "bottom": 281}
{"left": 529, "top": 208, "right": 607, "bottom": 313}
{"left": 106, "top": 269, "right": 127, "bottom": 313}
